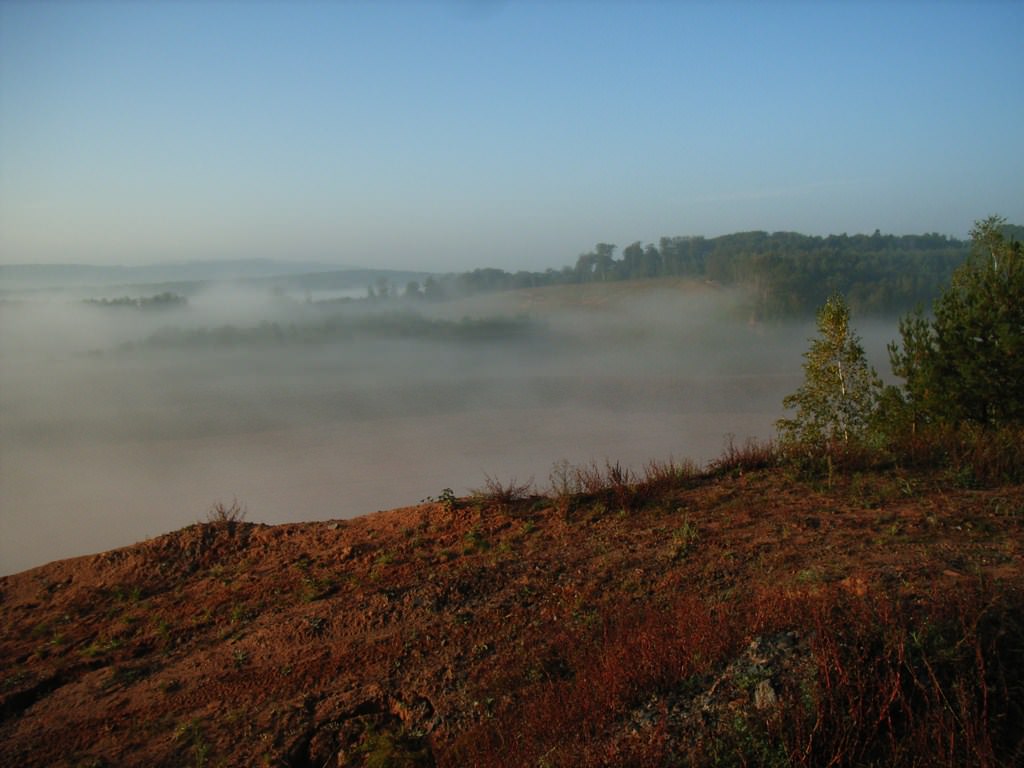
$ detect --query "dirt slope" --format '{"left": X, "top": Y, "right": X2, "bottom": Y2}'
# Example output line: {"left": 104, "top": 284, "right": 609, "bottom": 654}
{"left": 2, "top": 467, "right": 1022, "bottom": 767}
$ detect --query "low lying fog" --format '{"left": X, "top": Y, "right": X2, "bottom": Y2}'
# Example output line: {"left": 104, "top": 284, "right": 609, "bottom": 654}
{"left": 0, "top": 284, "right": 899, "bottom": 575}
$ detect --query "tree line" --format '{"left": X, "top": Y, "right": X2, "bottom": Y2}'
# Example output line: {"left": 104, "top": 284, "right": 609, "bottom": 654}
{"left": 83, "top": 292, "right": 188, "bottom": 309}
{"left": 406, "top": 227, "right": 1024, "bottom": 319}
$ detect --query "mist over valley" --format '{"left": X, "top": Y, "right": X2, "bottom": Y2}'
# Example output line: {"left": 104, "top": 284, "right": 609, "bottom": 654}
{"left": 0, "top": 274, "right": 906, "bottom": 575}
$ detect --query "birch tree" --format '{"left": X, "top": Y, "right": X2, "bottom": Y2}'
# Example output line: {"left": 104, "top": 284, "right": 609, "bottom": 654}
{"left": 778, "top": 294, "right": 882, "bottom": 449}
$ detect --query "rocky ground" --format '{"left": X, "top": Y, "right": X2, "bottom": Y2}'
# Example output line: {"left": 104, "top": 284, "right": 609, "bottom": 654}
{"left": 2, "top": 464, "right": 1022, "bottom": 767}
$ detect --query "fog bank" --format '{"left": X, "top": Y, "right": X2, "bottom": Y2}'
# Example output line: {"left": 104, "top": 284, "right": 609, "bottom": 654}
{"left": 0, "top": 286, "right": 899, "bottom": 575}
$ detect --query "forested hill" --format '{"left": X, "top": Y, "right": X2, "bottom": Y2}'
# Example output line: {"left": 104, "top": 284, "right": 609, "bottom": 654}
{"left": 7, "top": 225, "right": 1021, "bottom": 320}
{"left": 443, "top": 229, "right": 979, "bottom": 319}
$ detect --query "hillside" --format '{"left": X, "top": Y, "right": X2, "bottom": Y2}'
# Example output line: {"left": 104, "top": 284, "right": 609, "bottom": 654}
{"left": 2, "top": 459, "right": 1022, "bottom": 767}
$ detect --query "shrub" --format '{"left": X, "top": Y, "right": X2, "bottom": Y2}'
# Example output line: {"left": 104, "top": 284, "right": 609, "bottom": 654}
{"left": 707, "top": 435, "right": 779, "bottom": 476}
{"left": 887, "top": 422, "right": 1024, "bottom": 487}
{"left": 638, "top": 457, "right": 701, "bottom": 494}
{"left": 471, "top": 474, "right": 535, "bottom": 511}
{"left": 205, "top": 499, "right": 247, "bottom": 525}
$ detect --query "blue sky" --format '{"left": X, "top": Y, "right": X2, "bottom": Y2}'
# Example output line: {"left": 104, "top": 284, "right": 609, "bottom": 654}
{"left": 1, "top": 1, "right": 1021, "bottom": 271}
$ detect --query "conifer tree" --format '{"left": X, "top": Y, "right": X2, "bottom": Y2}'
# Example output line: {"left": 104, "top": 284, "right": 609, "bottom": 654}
{"left": 889, "top": 215, "right": 1024, "bottom": 427}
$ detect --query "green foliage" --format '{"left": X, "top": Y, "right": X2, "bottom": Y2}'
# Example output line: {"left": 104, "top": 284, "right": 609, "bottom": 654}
{"left": 777, "top": 294, "right": 882, "bottom": 450}
{"left": 422, "top": 488, "right": 458, "bottom": 513}
{"left": 437, "top": 488, "right": 456, "bottom": 513}
{"left": 437, "top": 228, "right": 969, "bottom": 317}
{"left": 83, "top": 228, "right": 1000, "bottom": 326}
{"left": 888, "top": 215, "right": 1024, "bottom": 428}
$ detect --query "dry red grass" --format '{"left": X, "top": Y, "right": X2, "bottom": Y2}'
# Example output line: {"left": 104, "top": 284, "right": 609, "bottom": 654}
{"left": 2, "top": 462, "right": 1022, "bottom": 767}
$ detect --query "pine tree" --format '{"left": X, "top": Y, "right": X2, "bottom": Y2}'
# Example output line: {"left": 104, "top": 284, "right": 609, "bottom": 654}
{"left": 888, "top": 215, "right": 1024, "bottom": 427}
{"left": 778, "top": 294, "right": 883, "bottom": 449}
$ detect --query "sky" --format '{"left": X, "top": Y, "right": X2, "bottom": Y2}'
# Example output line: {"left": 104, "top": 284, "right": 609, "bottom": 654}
{"left": 1, "top": 1, "right": 1022, "bottom": 272}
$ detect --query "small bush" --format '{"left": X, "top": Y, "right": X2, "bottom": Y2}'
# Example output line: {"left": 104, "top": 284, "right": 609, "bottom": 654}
{"left": 547, "top": 458, "right": 578, "bottom": 495}
{"left": 638, "top": 457, "right": 701, "bottom": 494}
{"left": 883, "top": 423, "right": 1024, "bottom": 487}
{"left": 546, "top": 460, "right": 639, "bottom": 517}
{"left": 942, "top": 423, "right": 1024, "bottom": 486}
{"left": 600, "top": 461, "right": 637, "bottom": 512}
{"left": 707, "top": 435, "right": 779, "bottom": 476}
{"left": 547, "top": 457, "right": 702, "bottom": 518}
{"left": 471, "top": 474, "right": 535, "bottom": 510}
{"left": 423, "top": 488, "right": 458, "bottom": 514}
{"left": 548, "top": 459, "right": 583, "bottom": 515}
{"left": 573, "top": 461, "right": 611, "bottom": 496}
{"left": 205, "top": 499, "right": 247, "bottom": 525}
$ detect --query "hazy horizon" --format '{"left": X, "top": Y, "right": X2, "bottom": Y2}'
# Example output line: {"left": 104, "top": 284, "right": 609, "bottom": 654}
{"left": 2, "top": 2, "right": 1022, "bottom": 272}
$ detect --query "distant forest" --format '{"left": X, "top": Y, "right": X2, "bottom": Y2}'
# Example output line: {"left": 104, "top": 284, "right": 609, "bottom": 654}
{"left": 420, "top": 224, "right": 1024, "bottom": 319}
{"left": 64, "top": 223, "right": 1024, "bottom": 325}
